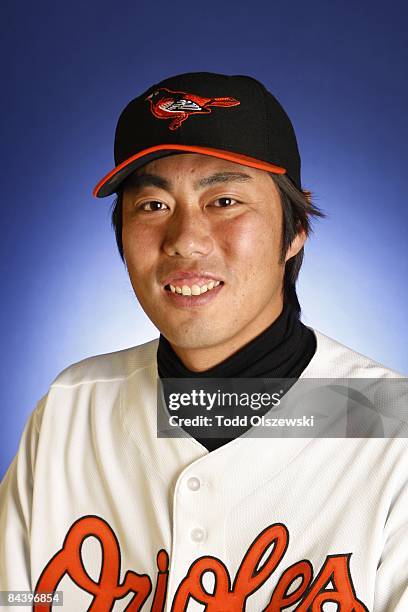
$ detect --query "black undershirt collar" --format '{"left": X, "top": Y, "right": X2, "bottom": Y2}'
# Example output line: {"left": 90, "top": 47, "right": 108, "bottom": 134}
{"left": 157, "top": 302, "right": 317, "bottom": 451}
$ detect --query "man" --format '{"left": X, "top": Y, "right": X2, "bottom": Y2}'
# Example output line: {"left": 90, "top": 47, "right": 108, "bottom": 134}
{"left": 0, "top": 72, "right": 407, "bottom": 610}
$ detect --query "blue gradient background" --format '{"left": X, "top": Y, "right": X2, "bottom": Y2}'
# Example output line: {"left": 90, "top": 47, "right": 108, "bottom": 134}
{"left": 1, "top": 1, "right": 407, "bottom": 478}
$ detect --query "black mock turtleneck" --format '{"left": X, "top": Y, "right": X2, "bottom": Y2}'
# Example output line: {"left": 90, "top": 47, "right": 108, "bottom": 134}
{"left": 157, "top": 302, "right": 317, "bottom": 451}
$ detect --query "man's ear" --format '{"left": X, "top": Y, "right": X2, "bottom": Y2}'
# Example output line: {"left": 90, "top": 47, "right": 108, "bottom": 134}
{"left": 285, "top": 228, "right": 307, "bottom": 263}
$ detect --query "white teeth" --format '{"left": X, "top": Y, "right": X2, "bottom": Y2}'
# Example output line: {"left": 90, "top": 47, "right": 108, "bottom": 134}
{"left": 167, "top": 278, "right": 222, "bottom": 296}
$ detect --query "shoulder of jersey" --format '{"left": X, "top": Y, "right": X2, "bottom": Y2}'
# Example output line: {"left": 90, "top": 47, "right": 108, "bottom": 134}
{"left": 305, "top": 327, "right": 405, "bottom": 378}
{"left": 50, "top": 338, "right": 160, "bottom": 387}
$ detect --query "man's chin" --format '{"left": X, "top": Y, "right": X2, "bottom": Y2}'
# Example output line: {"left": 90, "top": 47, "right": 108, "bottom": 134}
{"left": 160, "top": 324, "right": 231, "bottom": 352}
{"left": 164, "top": 334, "right": 220, "bottom": 351}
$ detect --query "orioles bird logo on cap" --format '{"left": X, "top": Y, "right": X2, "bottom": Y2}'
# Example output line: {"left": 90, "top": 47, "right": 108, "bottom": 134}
{"left": 145, "top": 87, "right": 240, "bottom": 131}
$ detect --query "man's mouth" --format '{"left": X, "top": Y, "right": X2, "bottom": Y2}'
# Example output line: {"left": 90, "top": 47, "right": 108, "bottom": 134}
{"left": 164, "top": 280, "right": 223, "bottom": 296}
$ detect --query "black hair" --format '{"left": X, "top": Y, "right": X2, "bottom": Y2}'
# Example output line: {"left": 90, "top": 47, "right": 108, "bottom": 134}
{"left": 110, "top": 172, "right": 325, "bottom": 318}
{"left": 269, "top": 173, "right": 325, "bottom": 316}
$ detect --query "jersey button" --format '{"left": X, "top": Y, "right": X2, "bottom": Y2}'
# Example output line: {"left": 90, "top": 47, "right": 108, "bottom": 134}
{"left": 187, "top": 477, "right": 201, "bottom": 491}
{"left": 190, "top": 527, "right": 206, "bottom": 542}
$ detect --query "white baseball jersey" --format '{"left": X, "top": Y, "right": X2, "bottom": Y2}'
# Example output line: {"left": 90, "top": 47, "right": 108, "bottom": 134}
{"left": 1, "top": 328, "right": 407, "bottom": 611}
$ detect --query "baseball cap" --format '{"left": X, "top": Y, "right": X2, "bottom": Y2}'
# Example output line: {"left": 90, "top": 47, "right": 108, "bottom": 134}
{"left": 93, "top": 71, "right": 301, "bottom": 198}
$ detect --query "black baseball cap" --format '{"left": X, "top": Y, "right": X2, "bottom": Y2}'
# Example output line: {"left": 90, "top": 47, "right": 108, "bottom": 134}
{"left": 93, "top": 71, "right": 301, "bottom": 198}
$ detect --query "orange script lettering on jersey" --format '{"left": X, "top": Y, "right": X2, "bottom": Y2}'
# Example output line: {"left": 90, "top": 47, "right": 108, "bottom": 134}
{"left": 33, "top": 515, "right": 368, "bottom": 611}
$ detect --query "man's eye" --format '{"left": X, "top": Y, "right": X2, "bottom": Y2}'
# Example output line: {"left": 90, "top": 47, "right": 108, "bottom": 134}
{"left": 139, "top": 201, "right": 168, "bottom": 212}
{"left": 213, "top": 197, "right": 239, "bottom": 208}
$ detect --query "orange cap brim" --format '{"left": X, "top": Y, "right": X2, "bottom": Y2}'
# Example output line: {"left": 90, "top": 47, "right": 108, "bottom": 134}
{"left": 93, "top": 144, "right": 287, "bottom": 198}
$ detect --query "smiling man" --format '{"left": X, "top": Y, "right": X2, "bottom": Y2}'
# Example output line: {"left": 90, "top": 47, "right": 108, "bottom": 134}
{"left": 120, "top": 154, "right": 306, "bottom": 371}
{"left": 1, "top": 72, "right": 407, "bottom": 611}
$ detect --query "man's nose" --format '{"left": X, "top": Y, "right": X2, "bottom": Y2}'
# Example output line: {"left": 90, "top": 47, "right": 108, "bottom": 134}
{"left": 162, "top": 207, "right": 214, "bottom": 258}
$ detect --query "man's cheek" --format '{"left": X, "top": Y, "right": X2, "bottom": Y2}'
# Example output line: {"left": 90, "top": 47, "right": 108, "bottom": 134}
{"left": 123, "top": 224, "right": 160, "bottom": 252}
{"left": 225, "top": 223, "right": 258, "bottom": 258}
{"left": 227, "top": 217, "right": 276, "bottom": 254}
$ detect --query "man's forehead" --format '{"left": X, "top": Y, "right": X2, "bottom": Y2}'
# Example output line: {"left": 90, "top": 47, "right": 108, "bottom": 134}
{"left": 125, "top": 169, "right": 255, "bottom": 193}
{"left": 123, "top": 153, "right": 276, "bottom": 193}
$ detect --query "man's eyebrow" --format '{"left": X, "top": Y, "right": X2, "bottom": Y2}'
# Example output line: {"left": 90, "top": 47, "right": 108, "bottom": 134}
{"left": 125, "top": 173, "right": 170, "bottom": 191}
{"left": 194, "top": 171, "right": 254, "bottom": 189}
{"left": 125, "top": 171, "right": 253, "bottom": 192}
